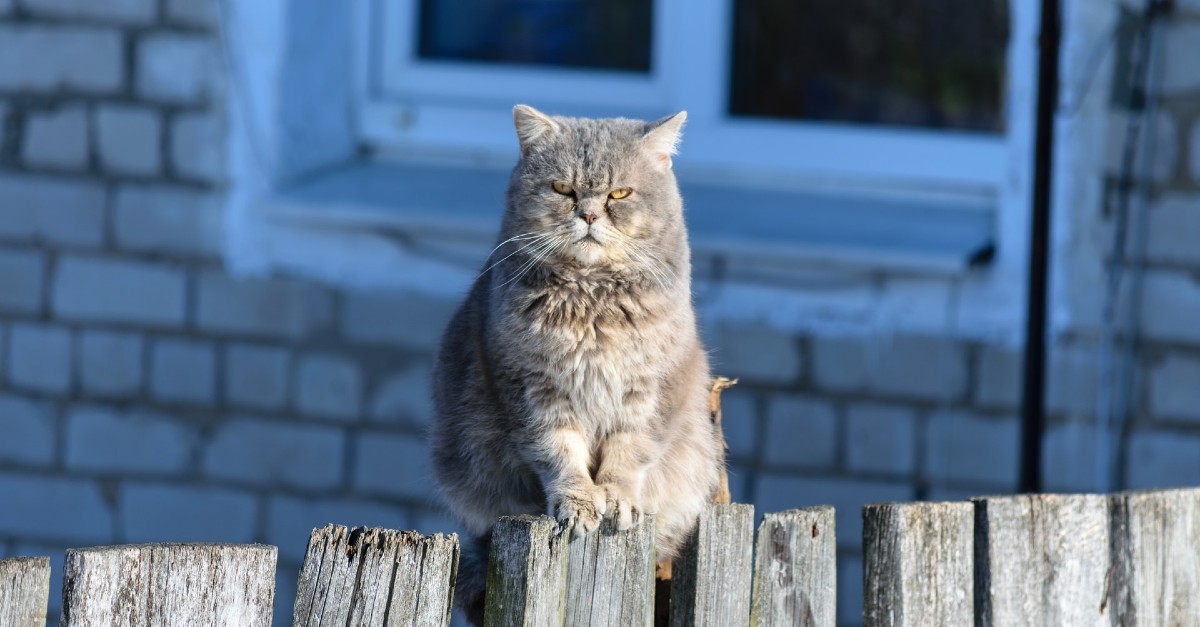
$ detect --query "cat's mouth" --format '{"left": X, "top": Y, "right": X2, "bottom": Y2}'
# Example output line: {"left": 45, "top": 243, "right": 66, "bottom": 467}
{"left": 576, "top": 234, "right": 602, "bottom": 245}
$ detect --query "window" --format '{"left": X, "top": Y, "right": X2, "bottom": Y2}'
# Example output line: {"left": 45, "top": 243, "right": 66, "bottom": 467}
{"left": 362, "top": 0, "right": 1030, "bottom": 192}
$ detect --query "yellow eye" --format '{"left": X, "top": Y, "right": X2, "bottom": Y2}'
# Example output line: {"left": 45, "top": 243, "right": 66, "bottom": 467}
{"left": 609, "top": 188, "right": 632, "bottom": 200}
{"left": 551, "top": 181, "right": 574, "bottom": 195}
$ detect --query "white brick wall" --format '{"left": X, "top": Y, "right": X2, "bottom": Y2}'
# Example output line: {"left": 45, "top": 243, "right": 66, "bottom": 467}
{"left": 23, "top": 106, "right": 89, "bottom": 170}
{"left": 0, "top": 25, "right": 122, "bottom": 93}
{"left": 95, "top": 106, "right": 162, "bottom": 176}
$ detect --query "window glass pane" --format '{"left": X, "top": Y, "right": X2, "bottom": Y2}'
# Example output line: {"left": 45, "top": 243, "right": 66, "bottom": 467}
{"left": 729, "top": 0, "right": 1010, "bottom": 132}
{"left": 417, "top": 0, "right": 652, "bottom": 71}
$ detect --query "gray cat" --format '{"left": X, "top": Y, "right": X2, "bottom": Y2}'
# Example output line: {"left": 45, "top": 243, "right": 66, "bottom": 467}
{"left": 431, "top": 105, "right": 723, "bottom": 621}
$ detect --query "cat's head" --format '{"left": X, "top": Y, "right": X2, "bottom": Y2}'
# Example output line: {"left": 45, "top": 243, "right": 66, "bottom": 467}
{"left": 503, "top": 105, "right": 687, "bottom": 270}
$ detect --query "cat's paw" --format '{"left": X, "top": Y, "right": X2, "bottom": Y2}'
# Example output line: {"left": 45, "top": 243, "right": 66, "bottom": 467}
{"left": 552, "top": 485, "right": 607, "bottom": 536}
{"left": 599, "top": 483, "right": 637, "bottom": 531}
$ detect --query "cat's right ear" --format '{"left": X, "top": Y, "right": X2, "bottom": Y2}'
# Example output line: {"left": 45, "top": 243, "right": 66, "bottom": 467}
{"left": 513, "top": 105, "right": 560, "bottom": 154}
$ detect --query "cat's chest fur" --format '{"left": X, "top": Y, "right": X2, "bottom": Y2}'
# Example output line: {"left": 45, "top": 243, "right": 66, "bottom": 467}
{"left": 499, "top": 277, "right": 677, "bottom": 424}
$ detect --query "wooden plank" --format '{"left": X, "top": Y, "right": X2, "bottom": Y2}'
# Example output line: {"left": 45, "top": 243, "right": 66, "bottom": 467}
{"left": 750, "top": 506, "right": 836, "bottom": 627}
{"left": 670, "top": 503, "right": 754, "bottom": 627}
{"left": 292, "top": 525, "right": 459, "bottom": 627}
{"left": 564, "top": 514, "right": 656, "bottom": 627}
{"left": 61, "top": 543, "right": 276, "bottom": 627}
{"left": 0, "top": 556, "right": 50, "bottom": 627}
{"left": 863, "top": 502, "right": 973, "bottom": 627}
{"left": 484, "top": 515, "right": 571, "bottom": 626}
{"left": 973, "top": 494, "right": 1109, "bottom": 626}
{"left": 1110, "top": 487, "right": 1200, "bottom": 625}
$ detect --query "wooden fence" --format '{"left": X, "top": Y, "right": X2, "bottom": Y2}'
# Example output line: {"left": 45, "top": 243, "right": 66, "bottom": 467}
{"left": 2, "top": 488, "right": 1197, "bottom": 626}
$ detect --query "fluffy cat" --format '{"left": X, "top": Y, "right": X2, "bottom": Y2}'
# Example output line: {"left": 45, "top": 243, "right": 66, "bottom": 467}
{"left": 431, "top": 105, "right": 723, "bottom": 621}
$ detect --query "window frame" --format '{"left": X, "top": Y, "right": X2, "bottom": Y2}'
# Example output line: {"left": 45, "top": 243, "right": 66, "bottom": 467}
{"left": 359, "top": 0, "right": 1037, "bottom": 194}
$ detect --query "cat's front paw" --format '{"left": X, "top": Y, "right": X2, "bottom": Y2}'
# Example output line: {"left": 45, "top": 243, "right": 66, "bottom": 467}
{"left": 599, "top": 483, "right": 637, "bottom": 531}
{"left": 552, "top": 485, "right": 607, "bottom": 536}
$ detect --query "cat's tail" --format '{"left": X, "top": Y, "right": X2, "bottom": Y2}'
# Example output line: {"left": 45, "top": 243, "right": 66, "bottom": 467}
{"left": 456, "top": 533, "right": 490, "bottom": 626}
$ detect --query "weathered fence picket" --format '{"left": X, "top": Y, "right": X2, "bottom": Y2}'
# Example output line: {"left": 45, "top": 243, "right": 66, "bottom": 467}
{"left": 484, "top": 515, "right": 571, "bottom": 626}
{"left": 1110, "top": 487, "right": 1200, "bottom": 624}
{"left": 292, "top": 525, "right": 458, "bottom": 627}
{"left": 0, "top": 556, "right": 50, "bottom": 627}
{"left": 749, "top": 506, "right": 836, "bottom": 627}
{"left": 669, "top": 503, "right": 755, "bottom": 627}
{"left": 564, "top": 514, "right": 657, "bottom": 627}
{"left": 863, "top": 502, "right": 973, "bottom": 627}
{"left": 60, "top": 543, "right": 276, "bottom": 627}
{"left": 972, "top": 494, "right": 1110, "bottom": 626}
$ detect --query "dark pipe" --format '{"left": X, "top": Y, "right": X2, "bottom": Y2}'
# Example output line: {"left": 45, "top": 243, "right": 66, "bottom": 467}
{"left": 1019, "top": 0, "right": 1062, "bottom": 493}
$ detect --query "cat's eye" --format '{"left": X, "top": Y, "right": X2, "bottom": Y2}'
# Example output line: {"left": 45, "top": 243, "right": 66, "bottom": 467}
{"left": 551, "top": 181, "right": 574, "bottom": 195}
{"left": 609, "top": 188, "right": 632, "bottom": 200}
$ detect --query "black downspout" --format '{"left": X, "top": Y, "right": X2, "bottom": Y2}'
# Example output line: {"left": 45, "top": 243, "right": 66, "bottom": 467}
{"left": 1019, "top": 0, "right": 1062, "bottom": 493}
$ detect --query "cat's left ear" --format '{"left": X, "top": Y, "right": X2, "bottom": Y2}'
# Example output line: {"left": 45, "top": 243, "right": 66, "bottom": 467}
{"left": 643, "top": 111, "right": 687, "bottom": 170}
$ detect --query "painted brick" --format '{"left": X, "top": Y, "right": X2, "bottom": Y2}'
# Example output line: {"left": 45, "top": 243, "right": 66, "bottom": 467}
{"left": 65, "top": 406, "right": 193, "bottom": 474}
{"left": 18, "top": 0, "right": 155, "bottom": 23}
{"left": 267, "top": 496, "right": 411, "bottom": 562}
{"left": 8, "top": 323, "right": 71, "bottom": 393}
{"left": 1125, "top": 432, "right": 1200, "bottom": 490}
{"left": 0, "top": 248, "right": 44, "bottom": 314}
{"left": 1042, "top": 421, "right": 1101, "bottom": 493}
{"left": 354, "top": 432, "right": 436, "bottom": 502}
{"left": 811, "top": 336, "right": 869, "bottom": 391}
{"left": 0, "top": 25, "right": 122, "bottom": 93}
{"left": 23, "top": 105, "right": 88, "bottom": 170}
{"left": 838, "top": 554, "right": 864, "bottom": 627}
{"left": 150, "top": 338, "right": 215, "bottom": 405}
{"left": 224, "top": 344, "right": 290, "bottom": 410}
{"left": 0, "top": 174, "right": 105, "bottom": 247}
{"left": 369, "top": 362, "right": 433, "bottom": 426}
{"left": 341, "top": 290, "right": 457, "bottom": 352}
{"left": 845, "top": 403, "right": 917, "bottom": 476}
{"left": 754, "top": 474, "right": 913, "bottom": 550}
{"left": 1146, "top": 194, "right": 1200, "bottom": 266}
{"left": 0, "top": 474, "right": 113, "bottom": 543}
{"left": 95, "top": 105, "right": 161, "bottom": 176}
{"left": 78, "top": 330, "right": 142, "bottom": 396}
{"left": 165, "top": 0, "right": 213, "bottom": 26}
{"left": 53, "top": 256, "right": 185, "bottom": 326}
{"left": 295, "top": 354, "right": 363, "bottom": 420}
{"left": 137, "top": 34, "right": 219, "bottom": 104}
{"left": 113, "top": 185, "right": 222, "bottom": 256}
{"left": 196, "top": 272, "right": 332, "bottom": 339}
{"left": 924, "top": 411, "right": 1019, "bottom": 489}
{"left": 1149, "top": 354, "right": 1200, "bottom": 423}
{"left": 717, "top": 388, "right": 758, "bottom": 460}
{"left": 1192, "top": 120, "right": 1199, "bottom": 186}
{"left": 1106, "top": 110, "right": 1178, "bottom": 185}
{"left": 712, "top": 324, "right": 803, "bottom": 386}
{"left": 1161, "top": 21, "right": 1200, "bottom": 95}
{"left": 171, "top": 112, "right": 223, "bottom": 182}
{"left": 411, "top": 508, "right": 463, "bottom": 537}
{"left": 203, "top": 418, "right": 344, "bottom": 490}
{"left": 763, "top": 394, "right": 836, "bottom": 469}
{"left": 1045, "top": 345, "right": 1100, "bottom": 416}
{"left": 0, "top": 395, "right": 55, "bottom": 466}
{"left": 1140, "top": 271, "right": 1200, "bottom": 346}
{"left": 813, "top": 334, "right": 966, "bottom": 401}
{"left": 975, "top": 344, "right": 1021, "bottom": 409}
{"left": 121, "top": 483, "right": 257, "bottom": 543}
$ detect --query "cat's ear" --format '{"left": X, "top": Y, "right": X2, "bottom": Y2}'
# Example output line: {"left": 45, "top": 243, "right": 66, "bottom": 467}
{"left": 513, "top": 104, "right": 560, "bottom": 154}
{"left": 643, "top": 111, "right": 687, "bottom": 169}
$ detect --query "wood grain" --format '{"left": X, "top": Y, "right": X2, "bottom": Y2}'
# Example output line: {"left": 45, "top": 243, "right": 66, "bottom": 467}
{"left": 750, "top": 506, "right": 836, "bottom": 627}
{"left": 972, "top": 494, "right": 1109, "bottom": 627}
{"left": 1109, "top": 487, "right": 1200, "bottom": 625}
{"left": 0, "top": 556, "right": 50, "bottom": 627}
{"left": 484, "top": 515, "right": 571, "bottom": 626}
{"left": 564, "top": 514, "right": 656, "bottom": 627}
{"left": 863, "top": 501, "right": 973, "bottom": 627}
{"left": 292, "top": 525, "right": 459, "bottom": 627}
{"left": 669, "top": 503, "right": 754, "bottom": 627}
{"left": 61, "top": 543, "right": 276, "bottom": 627}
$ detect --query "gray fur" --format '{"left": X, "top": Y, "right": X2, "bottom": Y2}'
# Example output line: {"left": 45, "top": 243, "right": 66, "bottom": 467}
{"left": 431, "top": 106, "right": 723, "bottom": 621}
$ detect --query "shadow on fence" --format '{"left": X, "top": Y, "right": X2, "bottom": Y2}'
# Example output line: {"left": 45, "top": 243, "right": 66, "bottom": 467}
{"left": 1, "top": 488, "right": 1197, "bottom": 625}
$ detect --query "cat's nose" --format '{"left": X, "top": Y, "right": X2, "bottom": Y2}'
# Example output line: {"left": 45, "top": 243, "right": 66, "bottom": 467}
{"left": 580, "top": 211, "right": 598, "bottom": 225}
